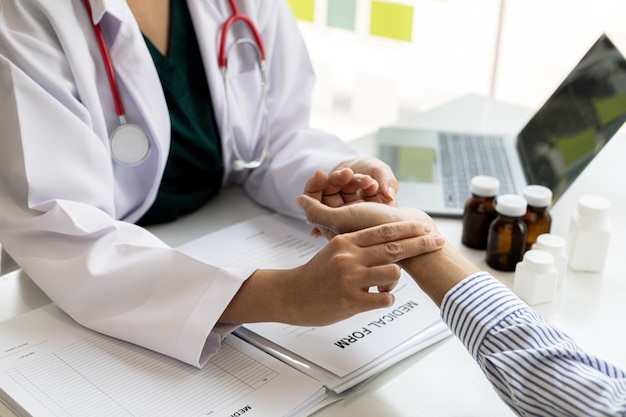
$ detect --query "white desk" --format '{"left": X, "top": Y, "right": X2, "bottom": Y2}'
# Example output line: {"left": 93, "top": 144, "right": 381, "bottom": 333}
{"left": 2, "top": 95, "right": 625, "bottom": 417}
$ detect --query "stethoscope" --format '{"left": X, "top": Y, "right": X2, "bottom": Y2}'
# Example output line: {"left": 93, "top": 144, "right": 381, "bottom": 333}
{"left": 219, "top": 0, "right": 271, "bottom": 171}
{"left": 84, "top": 0, "right": 150, "bottom": 165}
{"left": 84, "top": 0, "right": 270, "bottom": 170}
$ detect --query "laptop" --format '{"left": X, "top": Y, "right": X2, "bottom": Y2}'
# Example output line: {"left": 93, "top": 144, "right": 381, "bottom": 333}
{"left": 377, "top": 33, "right": 626, "bottom": 217}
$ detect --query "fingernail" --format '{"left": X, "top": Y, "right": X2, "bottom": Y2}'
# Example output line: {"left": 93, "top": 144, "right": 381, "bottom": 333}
{"left": 435, "top": 236, "right": 446, "bottom": 246}
{"left": 423, "top": 223, "right": 432, "bottom": 233}
{"left": 387, "top": 186, "right": 396, "bottom": 200}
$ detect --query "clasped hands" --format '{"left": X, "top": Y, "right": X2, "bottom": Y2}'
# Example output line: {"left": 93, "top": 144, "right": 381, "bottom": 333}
{"left": 298, "top": 158, "right": 443, "bottom": 245}
{"left": 219, "top": 158, "right": 451, "bottom": 327}
{"left": 293, "top": 159, "right": 446, "bottom": 309}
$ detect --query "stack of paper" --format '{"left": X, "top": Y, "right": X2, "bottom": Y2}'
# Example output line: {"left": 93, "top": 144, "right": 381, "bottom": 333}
{"left": 0, "top": 305, "right": 325, "bottom": 417}
{"left": 180, "top": 214, "right": 450, "bottom": 393}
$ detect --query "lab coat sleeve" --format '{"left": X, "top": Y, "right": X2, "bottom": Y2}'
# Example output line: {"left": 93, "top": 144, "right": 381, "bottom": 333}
{"left": 0, "top": 5, "right": 252, "bottom": 367}
{"left": 240, "top": 0, "right": 361, "bottom": 219}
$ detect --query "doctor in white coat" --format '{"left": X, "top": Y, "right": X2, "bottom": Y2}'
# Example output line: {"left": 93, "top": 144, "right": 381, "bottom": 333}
{"left": 0, "top": 0, "right": 444, "bottom": 367}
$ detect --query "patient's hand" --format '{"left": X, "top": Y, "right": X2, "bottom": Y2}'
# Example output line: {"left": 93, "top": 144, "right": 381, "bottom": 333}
{"left": 296, "top": 194, "right": 438, "bottom": 241}
{"left": 302, "top": 169, "right": 379, "bottom": 208}
{"left": 331, "top": 157, "right": 399, "bottom": 205}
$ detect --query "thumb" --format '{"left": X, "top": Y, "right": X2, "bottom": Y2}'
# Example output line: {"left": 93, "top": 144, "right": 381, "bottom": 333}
{"left": 296, "top": 194, "right": 332, "bottom": 225}
{"left": 296, "top": 195, "right": 339, "bottom": 241}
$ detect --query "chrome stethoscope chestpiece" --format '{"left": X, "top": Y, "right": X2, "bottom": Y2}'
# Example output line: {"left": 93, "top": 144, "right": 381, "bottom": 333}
{"left": 110, "top": 123, "right": 151, "bottom": 165}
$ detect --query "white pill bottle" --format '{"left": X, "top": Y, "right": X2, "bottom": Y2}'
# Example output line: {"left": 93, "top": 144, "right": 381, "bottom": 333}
{"left": 532, "top": 233, "right": 568, "bottom": 286}
{"left": 513, "top": 249, "right": 559, "bottom": 305}
{"left": 567, "top": 195, "right": 612, "bottom": 272}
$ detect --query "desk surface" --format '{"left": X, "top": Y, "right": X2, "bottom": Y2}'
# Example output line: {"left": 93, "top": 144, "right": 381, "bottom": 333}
{"left": 2, "top": 95, "right": 625, "bottom": 417}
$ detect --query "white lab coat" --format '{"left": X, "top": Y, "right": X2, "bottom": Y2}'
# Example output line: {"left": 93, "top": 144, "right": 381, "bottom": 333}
{"left": 0, "top": 0, "right": 359, "bottom": 366}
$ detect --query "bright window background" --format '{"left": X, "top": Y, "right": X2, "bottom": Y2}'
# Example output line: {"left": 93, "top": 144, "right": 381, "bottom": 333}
{"left": 289, "top": 0, "right": 626, "bottom": 142}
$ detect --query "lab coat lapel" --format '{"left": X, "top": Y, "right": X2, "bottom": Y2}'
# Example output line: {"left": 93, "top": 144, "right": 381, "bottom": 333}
{"left": 86, "top": 0, "right": 169, "bottom": 157}
{"left": 83, "top": 0, "right": 126, "bottom": 24}
{"left": 111, "top": 24, "right": 169, "bottom": 127}
{"left": 102, "top": 0, "right": 169, "bottom": 162}
{"left": 87, "top": 0, "right": 170, "bottom": 221}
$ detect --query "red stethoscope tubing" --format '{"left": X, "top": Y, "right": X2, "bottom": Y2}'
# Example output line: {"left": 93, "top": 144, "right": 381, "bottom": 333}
{"left": 83, "top": 0, "right": 266, "bottom": 168}
{"left": 84, "top": 0, "right": 151, "bottom": 165}
{"left": 83, "top": 0, "right": 126, "bottom": 119}
{"left": 85, "top": 0, "right": 264, "bottom": 111}
{"left": 218, "top": 0, "right": 266, "bottom": 68}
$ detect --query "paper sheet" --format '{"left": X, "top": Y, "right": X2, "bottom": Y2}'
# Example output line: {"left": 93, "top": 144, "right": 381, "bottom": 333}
{"left": 0, "top": 305, "right": 324, "bottom": 417}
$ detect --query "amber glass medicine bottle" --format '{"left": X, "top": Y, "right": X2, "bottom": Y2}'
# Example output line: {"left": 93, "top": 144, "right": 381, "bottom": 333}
{"left": 461, "top": 176, "right": 500, "bottom": 249}
{"left": 522, "top": 185, "right": 553, "bottom": 251}
{"left": 486, "top": 194, "right": 528, "bottom": 271}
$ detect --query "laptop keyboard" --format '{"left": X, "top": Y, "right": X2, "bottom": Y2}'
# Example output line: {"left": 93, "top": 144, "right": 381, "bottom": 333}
{"left": 439, "top": 132, "right": 516, "bottom": 208}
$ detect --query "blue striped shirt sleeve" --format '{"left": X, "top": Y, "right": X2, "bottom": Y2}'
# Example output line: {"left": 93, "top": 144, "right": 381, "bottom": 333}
{"left": 441, "top": 272, "right": 626, "bottom": 416}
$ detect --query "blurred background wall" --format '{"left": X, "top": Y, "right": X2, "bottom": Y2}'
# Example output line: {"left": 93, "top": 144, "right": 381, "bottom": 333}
{"left": 285, "top": 0, "right": 626, "bottom": 141}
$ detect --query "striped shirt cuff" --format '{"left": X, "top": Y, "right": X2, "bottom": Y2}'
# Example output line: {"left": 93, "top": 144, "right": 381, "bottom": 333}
{"left": 440, "top": 272, "right": 527, "bottom": 362}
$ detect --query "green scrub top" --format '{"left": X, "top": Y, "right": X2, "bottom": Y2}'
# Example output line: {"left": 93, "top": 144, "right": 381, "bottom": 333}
{"left": 138, "top": 0, "right": 224, "bottom": 225}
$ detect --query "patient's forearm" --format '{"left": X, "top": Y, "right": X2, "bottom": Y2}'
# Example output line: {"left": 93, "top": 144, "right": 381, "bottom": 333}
{"left": 399, "top": 244, "right": 480, "bottom": 306}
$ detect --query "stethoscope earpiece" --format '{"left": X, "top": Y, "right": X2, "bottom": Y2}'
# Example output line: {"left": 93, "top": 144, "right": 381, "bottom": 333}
{"left": 232, "top": 155, "right": 267, "bottom": 171}
{"left": 232, "top": 159, "right": 246, "bottom": 172}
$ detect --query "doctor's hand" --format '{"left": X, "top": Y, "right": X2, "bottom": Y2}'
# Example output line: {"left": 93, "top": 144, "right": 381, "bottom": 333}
{"left": 306, "top": 157, "right": 398, "bottom": 208}
{"left": 218, "top": 220, "right": 444, "bottom": 327}
{"left": 296, "top": 194, "right": 480, "bottom": 307}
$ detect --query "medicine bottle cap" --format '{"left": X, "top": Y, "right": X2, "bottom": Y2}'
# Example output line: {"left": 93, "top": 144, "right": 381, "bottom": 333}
{"left": 469, "top": 176, "right": 500, "bottom": 197}
{"left": 522, "top": 249, "right": 555, "bottom": 273}
{"left": 533, "top": 233, "right": 566, "bottom": 254}
{"left": 495, "top": 194, "right": 527, "bottom": 217}
{"left": 577, "top": 194, "right": 611, "bottom": 218}
{"left": 523, "top": 185, "right": 552, "bottom": 208}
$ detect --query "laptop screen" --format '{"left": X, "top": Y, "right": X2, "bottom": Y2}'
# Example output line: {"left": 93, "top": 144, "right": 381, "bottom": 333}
{"left": 517, "top": 34, "right": 626, "bottom": 201}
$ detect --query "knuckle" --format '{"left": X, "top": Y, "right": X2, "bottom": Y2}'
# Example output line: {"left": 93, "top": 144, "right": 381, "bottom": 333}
{"left": 379, "top": 224, "right": 396, "bottom": 239}
{"left": 377, "top": 292, "right": 395, "bottom": 307}
{"left": 329, "top": 250, "right": 354, "bottom": 271}
{"left": 384, "top": 241, "right": 403, "bottom": 257}
{"left": 381, "top": 264, "right": 401, "bottom": 280}
{"left": 328, "top": 234, "right": 347, "bottom": 249}
{"left": 417, "top": 237, "right": 430, "bottom": 252}
{"left": 334, "top": 253, "right": 353, "bottom": 269}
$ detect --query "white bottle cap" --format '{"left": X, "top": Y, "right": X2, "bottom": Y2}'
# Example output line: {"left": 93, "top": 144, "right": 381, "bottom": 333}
{"left": 577, "top": 195, "right": 611, "bottom": 218}
{"left": 495, "top": 194, "right": 527, "bottom": 217}
{"left": 469, "top": 175, "right": 500, "bottom": 197}
{"left": 533, "top": 233, "right": 566, "bottom": 255}
{"left": 523, "top": 249, "right": 555, "bottom": 273}
{"left": 523, "top": 185, "right": 552, "bottom": 208}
